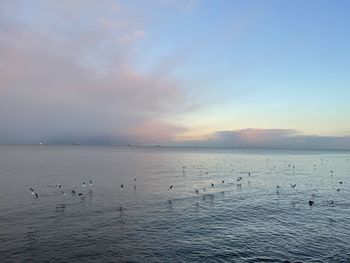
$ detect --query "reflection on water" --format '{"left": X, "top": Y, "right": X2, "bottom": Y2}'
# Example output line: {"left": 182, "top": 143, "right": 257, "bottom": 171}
{"left": 0, "top": 145, "right": 350, "bottom": 262}
{"left": 24, "top": 226, "right": 39, "bottom": 262}
{"left": 55, "top": 203, "right": 66, "bottom": 215}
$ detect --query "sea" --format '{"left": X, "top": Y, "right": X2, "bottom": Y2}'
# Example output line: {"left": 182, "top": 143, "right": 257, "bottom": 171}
{"left": 0, "top": 145, "right": 350, "bottom": 262}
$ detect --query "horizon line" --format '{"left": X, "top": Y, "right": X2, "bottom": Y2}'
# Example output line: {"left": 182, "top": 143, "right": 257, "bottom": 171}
{"left": 1, "top": 143, "right": 350, "bottom": 152}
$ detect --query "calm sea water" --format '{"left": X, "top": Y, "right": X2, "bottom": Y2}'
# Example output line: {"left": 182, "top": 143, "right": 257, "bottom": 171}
{"left": 0, "top": 145, "right": 350, "bottom": 262}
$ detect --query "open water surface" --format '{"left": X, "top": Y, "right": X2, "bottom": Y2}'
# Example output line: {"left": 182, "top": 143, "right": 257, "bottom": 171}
{"left": 0, "top": 145, "right": 350, "bottom": 262}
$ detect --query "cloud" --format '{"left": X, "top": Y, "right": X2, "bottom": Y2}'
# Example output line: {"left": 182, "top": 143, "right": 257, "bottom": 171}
{"left": 0, "top": 1, "right": 190, "bottom": 145}
{"left": 176, "top": 129, "right": 350, "bottom": 150}
{"left": 126, "top": 119, "right": 188, "bottom": 144}
{"left": 159, "top": 0, "right": 200, "bottom": 11}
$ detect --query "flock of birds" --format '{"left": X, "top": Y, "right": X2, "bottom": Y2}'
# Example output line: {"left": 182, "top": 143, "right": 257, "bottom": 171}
{"left": 28, "top": 177, "right": 142, "bottom": 211}
{"left": 28, "top": 160, "right": 345, "bottom": 212}
{"left": 29, "top": 179, "right": 93, "bottom": 199}
{"left": 273, "top": 167, "right": 342, "bottom": 207}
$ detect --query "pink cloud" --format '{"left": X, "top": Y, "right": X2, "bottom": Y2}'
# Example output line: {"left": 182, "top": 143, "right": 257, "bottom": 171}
{"left": 0, "top": 1, "right": 190, "bottom": 144}
{"left": 127, "top": 119, "right": 187, "bottom": 144}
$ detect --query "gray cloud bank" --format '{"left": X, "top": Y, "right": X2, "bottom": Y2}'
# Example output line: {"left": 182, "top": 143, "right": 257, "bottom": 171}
{"left": 175, "top": 129, "right": 350, "bottom": 150}
{"left": 0, "top": 1, "right": 191, "bottom": 145}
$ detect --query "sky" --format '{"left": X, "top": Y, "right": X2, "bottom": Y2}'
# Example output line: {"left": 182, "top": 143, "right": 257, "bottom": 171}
{"left": 1, "top": 0, "right": 350, "bottom": 149}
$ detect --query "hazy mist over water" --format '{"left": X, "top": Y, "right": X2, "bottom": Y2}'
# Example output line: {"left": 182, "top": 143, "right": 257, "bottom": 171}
{"left": 1, "top": 145, "right": 350, "bottom": 262}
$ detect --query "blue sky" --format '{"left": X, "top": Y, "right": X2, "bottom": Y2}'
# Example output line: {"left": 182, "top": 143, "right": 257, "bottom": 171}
{"left": 132, "top": 0, "right": 350, "bottom": 136}
{"left": 0, "top": 0, "right": 350, "bottom": 148}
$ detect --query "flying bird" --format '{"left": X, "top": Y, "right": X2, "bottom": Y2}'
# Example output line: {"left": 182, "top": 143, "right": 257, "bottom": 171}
{"left": 29, "top": 188, "right": 38, "bottom": 198}
{"left": 290, "top": 184, "right": 296, "bottom": 188}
